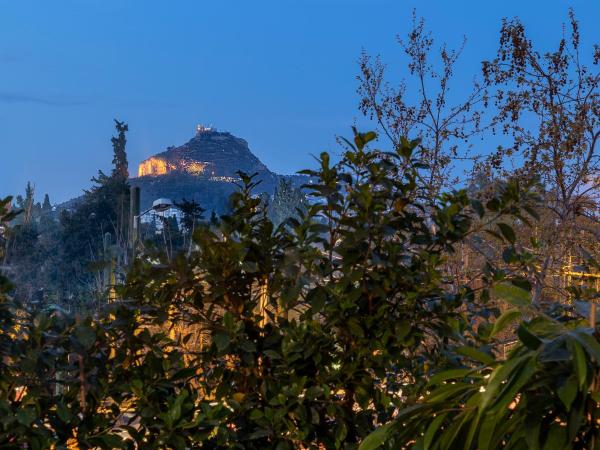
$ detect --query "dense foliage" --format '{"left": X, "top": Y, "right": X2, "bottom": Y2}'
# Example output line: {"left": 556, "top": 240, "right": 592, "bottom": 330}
{"left": 122, "top": 132, "right": 491, "bottom": 447}
{"left": 361, "top": 312, "right": 600, "bottom": 450}
{"left": 0, "top": 10, "right": 597, "bottom": 449}
{"left": 2, "top": 129, "right": 588, "bottom": 449}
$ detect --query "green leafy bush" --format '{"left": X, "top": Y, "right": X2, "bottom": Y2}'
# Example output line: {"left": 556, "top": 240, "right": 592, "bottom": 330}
{"left": 0, "top": 131, "right": 582, "bottom": 449}
{"left": 361, "top": 310, "right": 600, "bottom": 450}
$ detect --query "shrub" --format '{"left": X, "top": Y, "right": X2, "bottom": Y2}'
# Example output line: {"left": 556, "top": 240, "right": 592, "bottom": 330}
{"left": 0, "top": 131, "right": 553, "bottom": 449}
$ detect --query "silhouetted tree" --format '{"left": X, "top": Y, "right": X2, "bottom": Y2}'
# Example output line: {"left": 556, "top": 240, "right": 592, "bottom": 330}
{"left": 42, "top": 194, "right": 51, "bottom": 212}
{"left": 111, "top": 119, "right": 129, "bottom": 180}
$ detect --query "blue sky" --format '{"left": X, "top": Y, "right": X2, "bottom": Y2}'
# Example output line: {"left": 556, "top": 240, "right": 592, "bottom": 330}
{"left": 0, "top": 0, "right": 598, "bottom": 203}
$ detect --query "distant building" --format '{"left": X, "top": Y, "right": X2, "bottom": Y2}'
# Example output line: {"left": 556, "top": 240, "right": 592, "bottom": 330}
{"left": 196, "top": 124, "right": 216, "bottom": 135}
{"left": 140, "top": 206, "right": 183, "bottom": 233}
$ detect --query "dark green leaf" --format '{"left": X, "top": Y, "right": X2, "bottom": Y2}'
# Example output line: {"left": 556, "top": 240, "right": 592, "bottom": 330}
{"left": 491, "top": 309, "right": 521, "bottom": 338}
{"left": 557, "top": 376, "right": 578, "bottom": 410}
{"left": 358, "top": 422, "right": 393, "bottom": 450}
{"left": 517, "top": 325, "right": 542, "bottom": 350}
{"left": 492, "top": 282, "right": 531, "bottom": 307}
{"left": 456, "top": 346, "right": 495, "bottom": 365}
{"left": 213, "top": 332, "right": 230, "bottom": 351}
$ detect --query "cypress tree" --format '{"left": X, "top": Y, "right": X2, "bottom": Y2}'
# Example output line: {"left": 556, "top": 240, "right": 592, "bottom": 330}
{"left": 111, "top": 119, "right": 129, "bottom": 180}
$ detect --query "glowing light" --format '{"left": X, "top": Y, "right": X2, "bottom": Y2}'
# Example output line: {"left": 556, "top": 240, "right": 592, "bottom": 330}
{"left": 182, "top": 161, "right": 207, "bottom": 175}
{"left": 138, "top": 157, "right": 174, "bottom": 177}
{"left": 137, "top": 157, "right": 213, "bottom": 177}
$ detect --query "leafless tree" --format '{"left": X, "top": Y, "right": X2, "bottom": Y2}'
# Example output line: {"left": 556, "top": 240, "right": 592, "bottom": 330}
{"left": 357, "top": 12, "right": 488, "bottom": 200}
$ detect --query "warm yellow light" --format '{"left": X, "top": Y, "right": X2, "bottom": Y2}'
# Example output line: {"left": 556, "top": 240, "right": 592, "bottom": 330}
{"left": 138, "top": 157, "right": 211, "bottom": 177}
{"left": 183, "top": 161, "right": 207, "bottom": 175}
{"left": 138, "top": 157, "right": 173, "bottom": 177}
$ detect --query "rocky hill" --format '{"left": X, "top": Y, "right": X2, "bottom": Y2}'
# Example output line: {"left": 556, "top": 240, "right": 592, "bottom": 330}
{"left": 130, "top": 126, "right": 301, "bottom": 214}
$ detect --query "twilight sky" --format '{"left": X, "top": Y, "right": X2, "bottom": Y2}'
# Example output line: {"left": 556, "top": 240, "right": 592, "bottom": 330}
{"left": 0, "top": 0, "right": 598, "bottom": 203}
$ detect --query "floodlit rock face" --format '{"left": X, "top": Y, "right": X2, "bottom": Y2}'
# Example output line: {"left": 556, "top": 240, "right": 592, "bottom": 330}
{"left": 138, "top": 157, "right": 211, "bottom": 177}
{"left": 131, "top": 128, "right": 290, "bottom": 214}
{"left": 138, "top": 157, "right": 175, "bottom": 177}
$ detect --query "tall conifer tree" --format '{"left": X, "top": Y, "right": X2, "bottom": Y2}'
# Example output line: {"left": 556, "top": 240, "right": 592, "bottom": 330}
{"left": 111, "top": 119, "right": 129, "bottom": 180}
